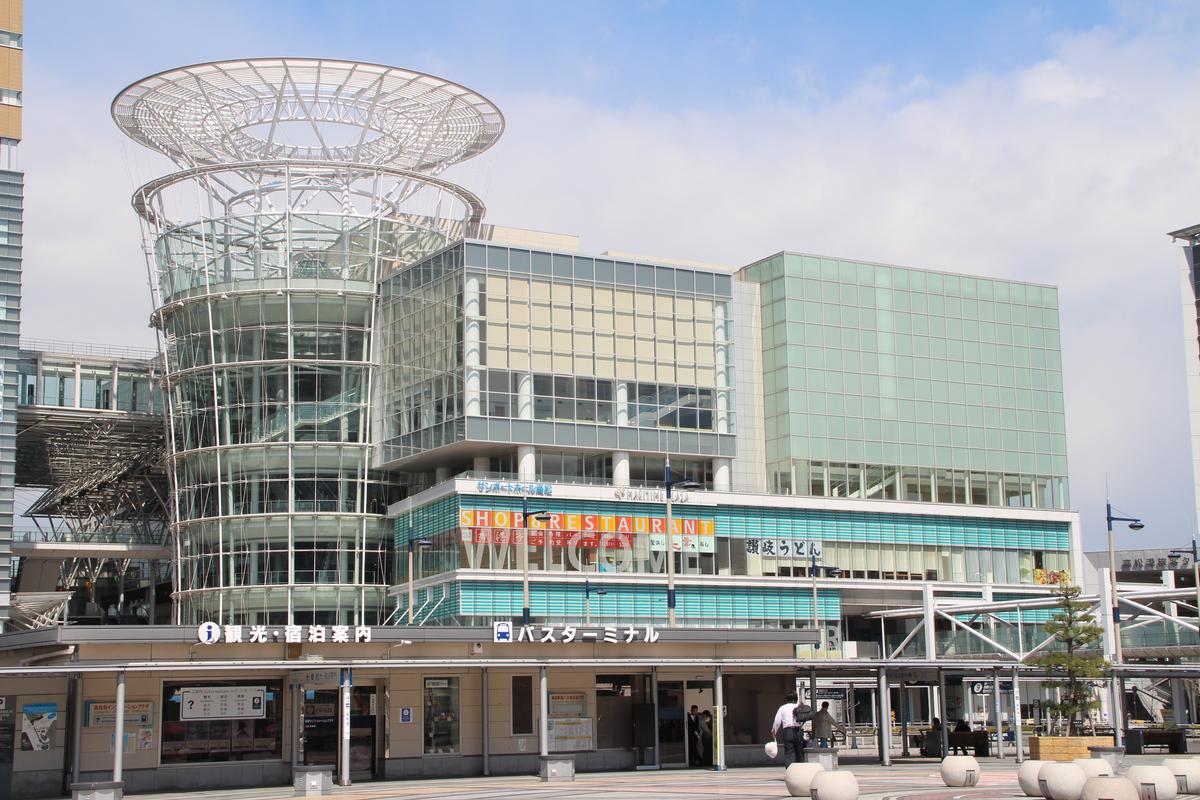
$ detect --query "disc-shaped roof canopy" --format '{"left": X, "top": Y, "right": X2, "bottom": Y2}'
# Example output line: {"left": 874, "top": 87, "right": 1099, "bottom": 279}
{"left": 112, "top": 58, "right": 504, "bottom": 173}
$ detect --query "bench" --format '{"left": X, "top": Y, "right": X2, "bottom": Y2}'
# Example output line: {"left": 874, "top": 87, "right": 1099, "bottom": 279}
{"left": 946, "top": 730, "right": 991, "bottom": 757}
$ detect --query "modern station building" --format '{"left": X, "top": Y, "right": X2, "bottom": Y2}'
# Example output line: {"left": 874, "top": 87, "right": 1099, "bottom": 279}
{"left": 0, "top": 57, "right": 1090, "bottom": 797}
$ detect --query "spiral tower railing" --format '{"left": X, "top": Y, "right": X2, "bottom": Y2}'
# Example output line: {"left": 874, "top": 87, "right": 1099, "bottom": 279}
{"left": 113, "top": 58, "right": 502, "bottom": 624}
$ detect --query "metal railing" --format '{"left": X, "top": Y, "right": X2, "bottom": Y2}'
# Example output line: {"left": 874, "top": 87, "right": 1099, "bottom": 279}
{"left": 19, "top": 338, "right": 159, "bottom": 361}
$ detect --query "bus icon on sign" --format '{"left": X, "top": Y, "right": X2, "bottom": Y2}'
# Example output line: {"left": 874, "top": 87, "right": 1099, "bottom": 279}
{"left": 493, "top": 622, "right": 512, "bottom": 643}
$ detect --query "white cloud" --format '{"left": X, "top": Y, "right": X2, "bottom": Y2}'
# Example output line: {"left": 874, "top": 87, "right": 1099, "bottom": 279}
{"left": 18, "top": 8, "right": 1200, "bottom": 549}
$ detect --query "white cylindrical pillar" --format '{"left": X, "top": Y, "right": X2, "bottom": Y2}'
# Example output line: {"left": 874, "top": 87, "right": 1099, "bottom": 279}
{"left": 464, "top": 273, "right": 482, "bottom": 416}
{"left": 613, "top": 451, "right": 630, "bottom": 487}
{"left": 615, "top": 381, "right": 629, "bottom": 426}
{"left": 713, "top": 458, "right": 731, "bottom": 492}
{"left": 539, "top": 666, "right": 549, "bottom": 757}
{"left": 517, "top": 373, "right": 533, "bottom": 419}
{"left": 113, "top": 671, "right": 126, "bottom": 783}
{"left": 473, "top": 456, "right": 490, "bottom": 474}
{"left": 518, "top": 446, "right": 537, "bottom": 482}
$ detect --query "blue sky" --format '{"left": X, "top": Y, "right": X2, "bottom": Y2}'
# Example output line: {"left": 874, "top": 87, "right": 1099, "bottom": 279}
{"left": 19, "top": 2, "right": 1200, "bottom": 552}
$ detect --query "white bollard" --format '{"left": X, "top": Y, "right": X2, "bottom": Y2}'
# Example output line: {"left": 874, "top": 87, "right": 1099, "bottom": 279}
{"left": 1039, "top": 763, "right": 1088, "bottom": 800}
{"left": 941, "top": 755, "right": 981, "bottom": 787}
{"left": 810, "top": 770, "right": 859, "bottom": 800}
{"left": 1127, "top": 766, "right": 1180, "bottom": 800}
{"left": 1075, "top": 759, "right": 1115, "bottom": 779}
{"left": 1021, "top": 761, "right": 1051, "bottom": 797}
{"left": 1081, "top": 776, "right": 1139, "bottom": 800}
{"left": 785, "top": 763, "right": 826, "bottom": 798}
{"left": 1162, "top": 759, "right": 1200, "bottom": 795}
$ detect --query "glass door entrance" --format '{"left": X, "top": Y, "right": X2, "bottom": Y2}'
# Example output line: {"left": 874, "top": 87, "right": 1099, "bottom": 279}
{"left": 301, "top": 686, "right": 377, "bottom": 779}
{"left": 657, "top": 682, "right": 687, "bottom": 768}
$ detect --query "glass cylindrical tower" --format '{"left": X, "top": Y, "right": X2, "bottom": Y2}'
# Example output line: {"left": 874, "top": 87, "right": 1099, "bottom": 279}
{"left": 113, "top": 58, "right": 502, "bottom": 625}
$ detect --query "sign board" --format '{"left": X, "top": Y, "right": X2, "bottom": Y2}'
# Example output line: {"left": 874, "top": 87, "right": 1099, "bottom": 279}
{"left": 547, "top": 717, "right": 593, "bottom": 752}
{"left": 400, "top": 707, "right": 412, "bottom": 724}
{"left": 85, "top": 701, "right": 154, "bottom": 728}
{"left": 197, "top": 622, "right": 371, "bottom": 644}
{"left": 970, "top": 681, "right": 1014, "bottom": 695}
{"left": 802, "top": 688, "right": 847, "bottom": 701}
{"left": 744, "top": 538, "right": 823, "bottom": 560}
{"left": 20, "top": 703, "right": 57, "bottom": 751}
{"left": 180, "top": 686, "right": 266, "bottom": 720}
{"left": 294, "top": 669, "right": 340, "bottom": 685}
{"left": 549, "top": 692, "right": 587, "bottom": 717}
{"left": 493, "top": 623, "right": 660, "bottom": 644}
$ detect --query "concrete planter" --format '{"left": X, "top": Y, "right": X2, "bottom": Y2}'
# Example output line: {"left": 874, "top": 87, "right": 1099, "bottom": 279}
{"left": 1031, "top": 737, "right": 1117, "bottom": 762}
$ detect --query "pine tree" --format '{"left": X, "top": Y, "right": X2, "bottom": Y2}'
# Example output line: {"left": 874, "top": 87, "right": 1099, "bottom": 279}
{"left": 1024, "top": 580, "right": 1109, "bottom": 735}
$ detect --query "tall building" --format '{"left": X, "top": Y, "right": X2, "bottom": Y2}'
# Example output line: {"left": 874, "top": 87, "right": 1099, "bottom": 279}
{"left": 0, "top": 0, "right": 21, "bottom": 630}
{"left": 1168, "top": 224, "right": 1200, "bottom": 536}
{"left": 0, "top": 58, "right": 1091, "bottom": 796}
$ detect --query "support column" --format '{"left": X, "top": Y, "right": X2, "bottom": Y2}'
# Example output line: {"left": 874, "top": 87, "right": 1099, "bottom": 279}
{"left": 71, "top": 675, "right": 83, "bottom": 785}
{"left": 992, "top": 670, "right": 1004, "bottom": 759}
{"left": 878, "top": 667, "right": 891, "bottom": 765}
{"left": 518, "top": 446, "right": 537, "bottom": 483}
{"left": 113, "top": 671, "right": 126, "bottom": 784}
{"left": 714, "top": 300, "right": 730, "bottom": 435}
{"left": 713, "top": 458, "right": 731, "bottom": 492}
{"left": 482, "top": 668, "right": 490, "bottom": 776}
{"left": 615, "top": 381, "right": 629, "bottom": 426}
{"left": 714, "top": 666, "right": 726, "bottom": 771}
{"left": 539, "top": 667, "right": 549, "bottom": 759}
{"left": 938, "top": 670, "right": 949, "bottom": 759}
{"left": 339, "top": 669, "right": 351, "bottom": 786}
{"left": 463, "top": 272, "right": 482, "bottom": 416}
{"left": 473, "top": 456, "right": 490, "bottom": 474}
{"left": 652, "top": 667, "right": 660, "bottom": 768}
{"left": 1099, "top": 568, "right": 1124, "bottom": 747}
{"left": 613, "top": 451, "right": 630, "bottom": 487}
{"left": 517, "top": 373, "right": 533, "bottom": 419}
{"left": 435, "top": 467, "right": 452, "bottom": 483}
{"left": 922, "top": 583, "right": 936, "bottom": 659}
{"left": 1172, "top": 679, "right": 1189, "bottom": 725}
{"left": 1012, "top": 669, "right": 1023, "bottom": 763}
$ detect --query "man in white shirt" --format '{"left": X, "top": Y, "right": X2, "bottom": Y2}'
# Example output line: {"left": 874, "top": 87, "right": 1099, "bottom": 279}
{"left": 770, "top": 692, "right": 806, "bottom": 766}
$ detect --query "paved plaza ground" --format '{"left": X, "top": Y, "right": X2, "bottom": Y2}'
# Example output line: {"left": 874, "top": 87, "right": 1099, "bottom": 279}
{"left": 122, "top": 755, "right": 1179, "bottom": 800}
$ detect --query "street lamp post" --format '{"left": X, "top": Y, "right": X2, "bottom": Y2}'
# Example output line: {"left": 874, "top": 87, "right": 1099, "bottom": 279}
{"left": 1106, "top": 500, "right": 1145, "bottom": 665}
{"left": 521, "top": 493, "right": 551, "bottom": 626}
{"left": 584, "top": 578, "right": 608, "bottom": 625}
{"left": 406, "top": 514, "right": 432, "bottom": 625}
{"left": 664, "top": 458, "right": 701, "bottom": 628}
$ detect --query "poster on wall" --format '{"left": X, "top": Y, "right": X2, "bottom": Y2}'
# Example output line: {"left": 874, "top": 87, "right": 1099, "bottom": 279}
{"left": 20, "top": 703, "right": 57, "bottom": 751}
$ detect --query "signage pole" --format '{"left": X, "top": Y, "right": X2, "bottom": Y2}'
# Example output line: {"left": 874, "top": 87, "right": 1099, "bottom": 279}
{"left": 665, "top": 460, "right": 676, "bottom": 627}
{"left": 339, "top": 668, "right": 351, "bottom": 786}
{"left": 714, "top": 665, "right": 725, "bottom": 771}
{"left": 71, "top": 676, "right": 83, "bottom": 785}
{"left": 992, "top": 670, "right": 1004, "bottom": 759}
{"left": 113, "top": 671, "right": 126, "bottom": 784}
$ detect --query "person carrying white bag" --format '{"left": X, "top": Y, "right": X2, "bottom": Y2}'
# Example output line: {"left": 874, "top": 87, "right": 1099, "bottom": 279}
{"left": 768, "top": 691, "right": 814, "bottom": 766}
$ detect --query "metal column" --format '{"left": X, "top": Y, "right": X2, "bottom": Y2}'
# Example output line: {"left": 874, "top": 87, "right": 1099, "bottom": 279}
{"left": 339, "top": 668, "right": 351, "bottom": 786}
{"left": 714, "top": 666, "right": 726, "bottom": 771}
{"left": 113, "top": 672, "right": 126, "bottom": 784}
{"left": 539, "top": 666, "right": 549, "bottom": 758}
{"left": 1011, "top": 669, "right": 1023, "bottom": 763}
{"left": 1099, "top": 568, "right": 1124, "bottom": 747}
{"left": 651, "top": 667, "right": 660, "bottom": 768}
{"left": 482, "top": 668, "right": 490, "bottom": 776}
{"left": 992, "top": 670, "right": 1004, "bottom": 759}
{"left": 878, "top": 667, "right": 891, "bottom": 766}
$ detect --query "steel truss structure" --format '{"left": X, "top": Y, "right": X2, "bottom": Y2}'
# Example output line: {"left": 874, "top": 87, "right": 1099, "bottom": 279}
{"left": 112, "top": 58, "right": 503, "bottom": 625}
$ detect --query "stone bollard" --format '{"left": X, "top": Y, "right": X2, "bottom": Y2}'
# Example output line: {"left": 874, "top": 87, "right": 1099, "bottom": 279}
{"left": 1126, "top": 766, "right": 1179, "bottom": 800}
{"left": 785, "top": 763, "right": 826, "bottom": 798}
{"left": 1075, "top": 759, "right": 1115, "bottom": 779}
{"left": 1081, "top": 777, "right": 1139, "bottom": 800}
{"left": 1162, "top": 759, "right": 1200, "bottom": 795}
{"left": 292, "top": 767, "right": 332, "bottom": 798}
{"left": 810, "top": 770, "right": 859, "bottom": 800}
{"left": 1040, "top": 763, "right": 1089, "bottom": 800}
{"left": 941, "top": 755, "right": 981, "bottom": 787}
{"left": 71, "top": 783, "right": 123, "bottom": 800}
{"left": 1090, "top": 747, "right": 1126, "bottom": 774}
{"left": 1020, "top": 761, "right": 1051, "bottom": 797}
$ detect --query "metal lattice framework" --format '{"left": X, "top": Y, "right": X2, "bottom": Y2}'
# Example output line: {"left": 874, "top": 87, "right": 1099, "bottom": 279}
{"left": 111, "top": 58, "right": 504, "bottom": 173}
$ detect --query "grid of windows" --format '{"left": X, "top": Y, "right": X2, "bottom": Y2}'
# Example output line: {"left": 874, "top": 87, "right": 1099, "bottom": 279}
{"left": 743, "top": 253, "right": 1069, "bottom": 508}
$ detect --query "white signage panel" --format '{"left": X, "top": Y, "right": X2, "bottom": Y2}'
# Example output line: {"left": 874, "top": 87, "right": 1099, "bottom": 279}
{"left": 179, "top": 686, "right": 266, "bottom": 721}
